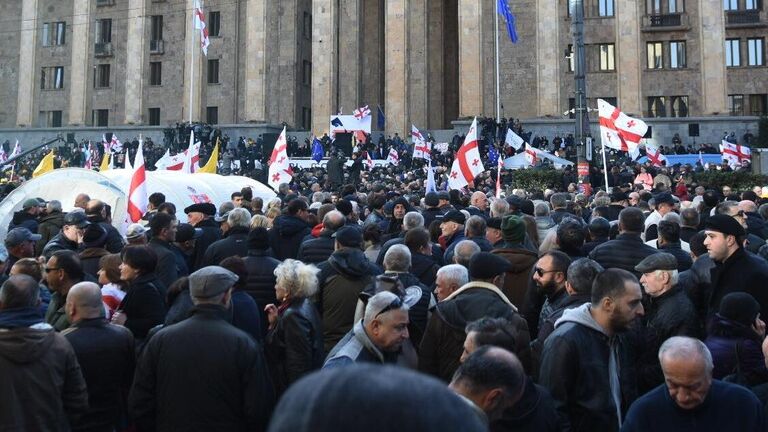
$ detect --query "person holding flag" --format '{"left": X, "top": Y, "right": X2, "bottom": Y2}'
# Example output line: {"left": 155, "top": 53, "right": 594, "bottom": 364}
{"left": 448, "top": 118, "right": 484, "bottom": 190}
{"left": 268, "top": 127, "right": 293, "bottom": 190}
{"left": 127, "top": 139, "right": 148, "bottom": 223}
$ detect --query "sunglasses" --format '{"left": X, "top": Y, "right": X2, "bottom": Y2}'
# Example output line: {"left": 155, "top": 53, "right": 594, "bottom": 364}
{"left": 534, "top": 267, "right": 560, "bottom": 277}
{"left": 375, "top": 296, "right": 403, "bottom": 318}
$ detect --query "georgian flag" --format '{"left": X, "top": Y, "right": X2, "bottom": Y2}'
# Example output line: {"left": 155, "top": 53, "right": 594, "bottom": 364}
{"left": 412, "top": 125, "right": 431, "bottom": 161}
{"left": 127, "top": 139, "right": 148, "bottom": 223}
{"left": 598, "top": 98, "right": 648, "bottom": 153}
{"left": 353, "top": 105, "right": 371, "bottom": 120}
{"left": 720, "top": 140, "right": 751, "bottom": 167}
{"left": 644, "top": 143, "right": 667, "bottom": 166}
{"left": 448, "top": 117, "right": 484, "bottom": 190}
{"left": 387, "top": 148, "right": 400, "bottom": 166}
{"left": 10, "top": 140, "right": 21, "bottom": 159}
{"left": 193, "top": 0, "right": 210, "bottom": 56}
{"left": 268, "top": 127, "right": 293, "bottom": 189}
{"left": 524, "top": 143, "right": 540, "bottom": 166}
{"left": 365, "top": 150, "right": 374, "bottom": 170}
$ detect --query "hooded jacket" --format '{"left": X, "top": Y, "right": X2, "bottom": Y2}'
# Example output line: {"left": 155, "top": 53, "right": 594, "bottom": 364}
{"left": 0, "top": 309, "right": 89, "bottom": 431}
{"left": 268, "top": 215, "right": 311, "bottom": 260}
{"left": 538, "top": 303, "right": 638, "bottom": 432}
{"left": 316, "top": 248, "right": 382, "bottom": 352}
{"left": 535, "top": 216, "right": 556, "bottom": 244}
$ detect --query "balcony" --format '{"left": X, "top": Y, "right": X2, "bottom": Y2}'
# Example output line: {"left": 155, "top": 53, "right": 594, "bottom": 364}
{"left": 95, "top": 42, "right": 113, "bottom": 57}
{"left": 150, "top": 40, "right": 164, "bottom": 54}
{"left": 642, "top": 13, "right": 691, "bottom": 31}
{"left": 726, "top": 10, "right": 767, "bottom": 28}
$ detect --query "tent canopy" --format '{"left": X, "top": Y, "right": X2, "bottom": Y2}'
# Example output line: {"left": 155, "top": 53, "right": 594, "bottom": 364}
{"left": 503, "top": 153, "right": 574, "bottom": 170}
{"left": 0, "top": 168, "right": 275, "bottom": 237}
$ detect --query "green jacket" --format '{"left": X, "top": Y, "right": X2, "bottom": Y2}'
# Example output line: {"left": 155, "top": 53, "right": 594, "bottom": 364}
{"left": 45, "top": 291, "right": 71, "bottom": 331}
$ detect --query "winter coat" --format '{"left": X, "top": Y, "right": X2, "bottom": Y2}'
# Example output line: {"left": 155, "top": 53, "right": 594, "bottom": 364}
{"left": 119, "top": 273, "right": 166, "bottom": 340}
{"left": 37, "top": 211, "right": 65, "bottom": 253}
{"left": 539, "top": 303, "right": 638, "bottom": 432}
{"left": 42, "top": 232, "right": 81, "bottom": 260}
{"left": 705, "top": 314, "right": 768, "bottom": 384}
{"left": 265, "top": 297, "right": 324, "bottom": 395}
{"left": 242, "top": 249, "right": 280, "bottom": 332}
{"left": 129, "top": 304, "right": 274, "bottom": 432}
{"left": 0, "top": 308, "right": 89, "bottom": 431}
{"left": 8, "top": 210, "right": 38, "bottom": 233}
{"left": 79, "top": 247, "right": 110, "bottom": 280}
{"left": 45, "top": 291, "right": 71, "bottom": 331}
{"left": 86, "top": 216, "right": 125, "bottom": 254}
{"left": 297, "top": 230, "right": 336, "bottom": 264}
{"left": 535, "top": 216, "right": 556, "bottom": 244}
{"left": 191, "top": 218, "right": 222, "bottom": 271}
{"left": 422, "top": 207, "right": 445, "bottom": 229}
{"left": 709, "top": 247, "right": 768, "bottom": 320}
{"left": 588, "top": 233, "right": 659, "bottom": 277}
{"left": 490, "top": 378, "right": 563, "bottom": 432}
{"left": 411, "top": 251, "right": 440, "bottom": 287}
{"left": 147, "top": 238, "right": 178, "bottom": 300}
{"left": 268, "top": 215, "right": 311, "bottom": 260}
{"left": 316, "top": 248, "right": 382, "bottom": 352}
{"left": 491, "top": 245, "right": 539, "bottom": 311}
{"left": 324, "top": 319, "right": 417, "bottom": 368}
{"left": 62, "top": 318, "right": 135, "bottom": 432}
{"left": 201, "top": 226, "right": 250, "bottom": 266}
{"left": 530, "top": 291, "right": 590, "bottom": 377}
{"left": 419, "top": 281, "right": 532, "bottom": 381}
{"left": 443, "top": 230, "right": 467, "bottom": 264}
{"left": 657, "top": 241, "right": 693, "bottom": 271}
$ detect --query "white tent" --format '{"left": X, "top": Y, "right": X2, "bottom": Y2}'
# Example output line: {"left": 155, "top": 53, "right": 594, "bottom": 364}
{"left": 0, "top": 168, "right": 276, "bottom": 237}
{"left": 503, "top": 153, "right": 574, "bottom": 170}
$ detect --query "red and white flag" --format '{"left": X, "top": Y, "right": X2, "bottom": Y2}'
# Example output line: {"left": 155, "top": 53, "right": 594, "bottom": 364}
{"left": 10, "top": 140, "right": 21, "bottom": 159}
{"left": 353, "top": 105, "right": 371, "bottom": 120}
{"left": 598, "top": 98, "right": 648, "bottom": 153}
{"left": 268, "top": 127, "right": 293, "bottom": 189}
{"left": 644, "top": 143, "right": 667, "bottom": 166}
{"left": 720, "top": 140, "right": 751, "bottom": 167}
{"left": 524, "top": 143, "right": 540, "bottom": 166}
{"left": 365, "top": 150, "right": 373, "bottom": 170}
{"left": 448, "top": 117, "right": 484, "bottom": 190}
{"left": 412, "top": 125, "right": 431, "bottom": 161}
{"left": 127, "top": 139, "right": 148, "bottom": 223}
{"left": 180, "top": 131, "right": 201, "bottom": 173}
{"left": 387, "top": 148, "right": 400, "bottom": 166}
{"left": 193, "top": 0, "right": 210, "bottom": 56}
{"left": 495, "top": 156, "right": 504, "bottom": 199}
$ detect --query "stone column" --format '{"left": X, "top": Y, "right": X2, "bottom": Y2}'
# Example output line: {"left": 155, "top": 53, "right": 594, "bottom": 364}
{"left": 338, "top": 0, "right": 362, "bottom": 111}
{"left": 16, "top": 0, "right": 38, "bottom": 127}
{"left": 361, "top": 0, "right": 385, "bottom": 128}
{"left": 698, "top": 0, "right": 727, "bottom": 114}
{"left": 385, "top": 0, "right": 408, "bottom": 136}
{"left": 243, "top": 0, "right": 268, "bottom": 122}
{"left": 311, "top": 0, "right": 338, "bottom": 135}
{"left": 458, "top": 0, "right": 483, "bottom": 117}
{"left": 536, "top": 0, "right": 560, "bottom": 117}
{"left": 615, "top": 0, "right": 642, "bottom": 114}
{"left": 183, "top": 0, "right": 203, "bottom": 122}
{"left": 124, "top": 0, "right": 146, "bottom": 124}
{"left": 408, "top": 0, "right": 429, "bottom": 129}
{"left": 426, "top": 0, "right": 445, "bottom": 128}
{"left": 68, "top": 0, "right": 91, "bottom": 126}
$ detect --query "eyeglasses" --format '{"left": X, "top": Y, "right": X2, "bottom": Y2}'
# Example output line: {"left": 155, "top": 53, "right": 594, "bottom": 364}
{"left": 375, "top": 296, "right": 403, "bottom": 318}
{"left": 44, "top": 267, "right": 60, "bottom": 273}
{"left": 534, "top": 267, "right": 560, "bottom": 277}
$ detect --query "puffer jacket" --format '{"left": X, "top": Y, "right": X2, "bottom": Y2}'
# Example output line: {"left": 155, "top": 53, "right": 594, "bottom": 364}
{"left": 268, "top": 215, "right": 311, "bottom": 260}
{"left": 242, "top": 249, "right": 281, "bottom": 332}
{"left": 588, "top": 233, "right": 659, "bottom": 277}
{"left": 297, "top": 230, "right": 336, "bottom": 264}
{"left": 705, "top": 314, "right": 768, "bottom": 385}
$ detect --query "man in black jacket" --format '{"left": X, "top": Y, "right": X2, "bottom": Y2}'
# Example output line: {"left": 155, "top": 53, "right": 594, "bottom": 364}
{"left": 85, "top": 200, "right": 125, "bottom": 253}
{"left": 268, "top": 199, "right": 311, "bottom": 260}
{"left": 588, "top": 207, "right": 659, "bottom": 278}
{"left": 63, "top": 282, "right": 135, "bottom": 431}
{"left": 42, "top": 211, "right": 89, "bottom": 260}
{"left": 202, "top": 208, "right": 251, "bottom": 266}
{"left": 242, "top": 228, "right": 280, "bottom": 331}
{"left": 297, "top": 210, "right": 344, "bottom": 264}
{"left": 148, "top": 212, "right": 180, "bottom": 291}
{"left": 539, "top": 268, "right": 644, "bottom": 432}
{"left": 130, "top": 266, "right": 274, "bottom": 431}
{"left": 184, "top": 202, "right": 222, "bottom": 270}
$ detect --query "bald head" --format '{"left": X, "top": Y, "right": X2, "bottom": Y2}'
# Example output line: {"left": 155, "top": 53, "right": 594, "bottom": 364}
{"left": 74, "top": 193, "right": 91, "bottom": 209}
{"left": 0, "top": 275, "right": 40, "bottom": 310}
{"left": 739, "top": 200, "right": 757, "bottom": 214}
{"left": 471, "top": 192, "right": 488, "bottom": 211}
{"left": 66, "top": 282, "right": 105, "bottom": 322}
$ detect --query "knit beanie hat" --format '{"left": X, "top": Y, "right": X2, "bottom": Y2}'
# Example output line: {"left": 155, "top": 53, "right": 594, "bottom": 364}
{"left": 501, "top": 215, "right": 526, "bottom": 244}
{"left": 718, "top": 292, "right": 760, "bottom": 325}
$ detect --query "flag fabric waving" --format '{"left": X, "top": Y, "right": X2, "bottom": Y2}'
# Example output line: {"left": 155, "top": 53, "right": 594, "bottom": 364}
{"left": 127, "top": 139, "right": 148, "bottom": 223}
{"left": 268, "top": 127, "right": 293, "bottom": 189}
{"left": 497, "top": 0, "right": 519, "bottom": 43}
{"left": 311, "top": 137, "right": 324, "bottom": 162}
{"left": 505, "top": 129, "right": 526, "bottom": 151}
{"left": 181, "top": 131, "right": 200, "bottom": 173}
{"left": 598, "top": 98, "right": 648, "bottom": 153}
{"left": 426, "top": 161, "right": 437, "bottom": 193}
{"left": 10, "top": 140, "right": 21, "bottom": 159}
{"left": 448, "top": 117, "right": 484, "bottom": 190}
{"left": 524, "top": 144, "right": 540, "bottom": 166}
{"left": 411, "top": 125, "right": 431, "bottom": 161}
{"left": 365, "top": 150, "right": 374, "bottom": 170}
{"left": 496, "top": 157, "right": 504, "bottom": 199}
{"left": 193, "top": 0, "right": 210, "bottom": 56}
{"left": 488, "top": 144, "right": 500, "bottom": 166}
{"left": 387, "top": 148, "right": 400, "bottom": 166}
{"left": 33, "top": 150, "right": 55, "bottom": 178}
{"left": 353, "top": 105, "right": 371, "bottom": 120}
{"left": 644, "top": 143, "right": 667, "bottom": 166}
{"left": 377, "top": 105, "right": 386, "bottom": 129}
{"left": 100, "top": 152, "right": 110, "bottom": 171}
{"left": 720, "top": 140, "right": 751, "bottom": 167}
{"left": 198, "top": 140, "right": 219, "bottom": 174}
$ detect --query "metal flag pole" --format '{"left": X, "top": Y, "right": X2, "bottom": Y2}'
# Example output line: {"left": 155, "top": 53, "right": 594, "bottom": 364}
{"left": 495, "top": 0, "right": 501, "bottom": 125}
{"left": 601, "top": 143, "right": 610, "bottom": 189}
{"left": 188, "top": 1, "right": 195, "bottom": 124}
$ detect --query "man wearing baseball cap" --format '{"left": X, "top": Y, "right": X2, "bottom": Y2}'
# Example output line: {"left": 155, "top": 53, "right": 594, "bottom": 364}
{"left": 8, "top": 198, "right": 43, "bottom": 233}
{"left": 3, "top": 228, "right": 42, "bottom": 275}
{"left": 705, "top": 213, "right": 768, "bottom": 320}
{"left": 41, "top": 211, "right": 89, "bottom": 260}
{"left": 129, "top": 266, "right": 274, "bottom": 431}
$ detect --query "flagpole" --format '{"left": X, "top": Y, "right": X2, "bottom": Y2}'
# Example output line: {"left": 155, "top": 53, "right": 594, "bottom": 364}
{"left": 495, "top": 0, "right": 501, "bottom": 124}
{"left": 601, "top": 144, "right": 610, "bottom": 190}
{"left": 188, "top": 1, "right": 195, "bottom": 124}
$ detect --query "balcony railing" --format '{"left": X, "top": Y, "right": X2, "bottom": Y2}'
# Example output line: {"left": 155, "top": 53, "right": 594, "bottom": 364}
{"left": 648, "top": 13, "right": 681, "bottom": 26}
{"left": 150, "top": 40, "right": 164, "bottom": 54}
{"left": 95, "top": 42, "right": 113, "bottom": 57}
{"left": 726, "top": 10, "right": 761, "bottom": 25}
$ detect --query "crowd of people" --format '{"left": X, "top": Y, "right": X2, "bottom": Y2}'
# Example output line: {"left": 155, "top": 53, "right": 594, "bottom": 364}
{"left": 3, "top": 149, "right": 768, "bottom": 431}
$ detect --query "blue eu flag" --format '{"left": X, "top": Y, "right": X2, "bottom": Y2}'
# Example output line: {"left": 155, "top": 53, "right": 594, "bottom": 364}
{"left": 488, "top": 144, "right": 500, "bottom": 166}
{"left": 498, "top": 0, "right": 518, "bottom": 43}
{"left": 311, "top": 137, "right": 324, "bottom": 162}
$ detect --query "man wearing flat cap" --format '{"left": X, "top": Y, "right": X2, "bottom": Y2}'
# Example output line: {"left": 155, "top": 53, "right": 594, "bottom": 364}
{"left": 704, "top": 213, "right": 768, "bottom": 320}
{"left": 419, "top": 252, "right": 531, "bottom": 382}
{"left": 184, "top": 202, "right": 221, "bottom": 271}
{"left": 130, "top": 266, "right": 274, "bottom": 431}
{"left": 635, "top": 252, "right": 700, "bottom": 393}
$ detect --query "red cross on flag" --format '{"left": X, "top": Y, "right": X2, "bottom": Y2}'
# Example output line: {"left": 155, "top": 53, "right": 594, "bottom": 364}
{"left": 644, "top": 143, "right": 667, "bottom": 166}
{"left": 365, "top": 150, "right": 374, "bottom": 170}
{"left": 193, "top": 0, "right": 210, "bottom": 56}
{"left": 353, "top": 105, "right": 371, "bottom": 120}
{"left": 127, "top": 139, "right": 148, "bottom": 223}
{"left": 524, "top": 143, "right": 540, "bottom": 166}
{"left": 598, "top": 98, "right": 648, "bottom": 153}
{"left": 448, "top": 117, "right": 484, "bottom": 190}
{"left": 411, "top": 124, "right": 431, "bottom": 161}
{"left": 720, "top": 140, "right": 751, "bottom": 167}
{"left": 387, "top": 148, "right": 400, "bottom": 166}
{"left": 268, "top": 127, "right": 293, "bottom": 190}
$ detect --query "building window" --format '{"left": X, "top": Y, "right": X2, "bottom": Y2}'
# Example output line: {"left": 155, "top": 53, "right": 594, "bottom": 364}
{"left": 207, "top": 59, "right": 219, "bottom": 84}
{"left": 95, "top": 19, "right": 112, "bottom": 43}
{"left": 150, "top": 15, "right": 163, "bottom": 41}
{"left": 750, "top": 94, "right": 767, "bottom": 115}
{"left": 150, "top": 62, "right": 162, "bottom": 86}
{"left": 42, "top": 22, "right": 66, "bottom": 46}
{"left": 93, "top": 109, "right": 109, "bottom": 127}
{"left": 648, "top": 96, "right": 666, "bottom": 117}
{"left": 206, "top": 106, "right": 218, "bottom": 124}
{"left": 38, "top": 111, "right": 63, "bottom": 128}
{"left": 303, "top": 60, "right": 312, "bottom": 86}
{"left": 148, "top": 108, "right": 161, "bottom": 126}
{"left": 748, "top": 38, "right": 764, "bottom": 66}
{"left": 598, "top": 0, "right": 614, "bottom": 16}
{"left": 647, "top": 42, "right": 664, "bottom": 69}
{"left": 668, "top": 0, "right": 684, "bottom": 12}
{"left": 41, "top": 66, "right": 65, "bottom": 89}
{"left": 746, "top": 0, "right": 759, "bottom": 9}
{"left": 670, "top": 41, "right": 686, "bottom": 68}
{"left": 303, "top": 12, "right": 312, "bottom": 40}
{"left": 302, "top": 107, "right": 311, "bottom": 129}
{"left": 94, "top": 64, "right": 110, "bottom": 88}
{"left": 209, "top": 11, "right": 220, "bottom": 37}
{"left": 726, "top": 39, "right": 740, "bottom": 66}
{"left": 670, "top": 96, "right": 689, "bottom": 117}
{"left": 647, "top": 0, "right": 662, "bottom": 14}
{"left": 599, "top": 44, "right": 615, "bottom": 71}
{"left": 723, "top": 0, "right": 737, "bottom": 10}
{"left": 729, "top": 94, "right": 744, "bottom": 115}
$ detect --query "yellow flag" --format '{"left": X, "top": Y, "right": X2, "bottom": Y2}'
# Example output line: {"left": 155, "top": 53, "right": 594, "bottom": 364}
{"left": 100, "top": 152, "right": 110, "bottom": 171}
{"left": 33, "top": 150, "right": 55, "bottom": 178}
{"left": 198, "top": 140, "right": 219, "bottom": 174}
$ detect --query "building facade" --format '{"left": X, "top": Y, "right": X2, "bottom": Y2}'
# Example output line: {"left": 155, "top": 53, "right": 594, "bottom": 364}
{"left": 0, "top": 0, "right": 765, "bottom": 140}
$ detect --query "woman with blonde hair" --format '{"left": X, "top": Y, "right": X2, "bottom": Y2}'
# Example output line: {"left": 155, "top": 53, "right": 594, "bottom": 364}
{"left": 264, "top": 207, "right": 281, "bottom": 228}
{"left": 250, "top": 214, "right": 271, "bottom": 230}
{"left": 264, "top": 259, "right": 324, "bottom": 395}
